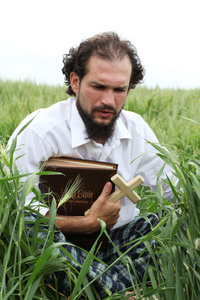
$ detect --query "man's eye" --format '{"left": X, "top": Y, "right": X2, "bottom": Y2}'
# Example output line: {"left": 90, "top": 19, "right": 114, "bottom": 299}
{"left": 93, "top": 85, "right": 105, "bottom": 90}
{"left": 91, "top": 85, "right": 126, "bottom": 92}
{"left": 114, "top": 88, "right": 126, "bottom": 92}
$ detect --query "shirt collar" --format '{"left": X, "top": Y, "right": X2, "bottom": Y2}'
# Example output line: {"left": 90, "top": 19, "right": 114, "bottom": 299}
{"left": 71, "top": 100, "right": 89, "bottom": 148}
{"left": 70, "top": 99, "right": 132, "bottom": 148}
{"left": 115, "top": 116, "right": 132, "bottom": 141}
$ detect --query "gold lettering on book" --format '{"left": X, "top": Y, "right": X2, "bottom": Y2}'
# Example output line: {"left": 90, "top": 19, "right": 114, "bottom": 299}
{"left": 72, "top": 190, "right": 94, "bottom": 199}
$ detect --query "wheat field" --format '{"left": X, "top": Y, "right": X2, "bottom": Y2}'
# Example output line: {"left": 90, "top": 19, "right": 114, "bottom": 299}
{"left": 0, "top": 79, "right": 200, "bottom": 299}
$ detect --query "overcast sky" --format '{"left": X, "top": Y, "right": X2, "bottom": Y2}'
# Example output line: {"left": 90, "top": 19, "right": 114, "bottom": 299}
{"left": 1, "top": 0, "right": 200, "bottom": 89}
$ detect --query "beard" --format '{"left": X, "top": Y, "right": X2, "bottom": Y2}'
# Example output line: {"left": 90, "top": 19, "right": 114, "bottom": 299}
{"left": 76, "top": 97, "right": 122, "bottom": 143}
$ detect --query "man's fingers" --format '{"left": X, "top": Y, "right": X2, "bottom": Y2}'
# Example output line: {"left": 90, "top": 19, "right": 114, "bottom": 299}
{"left": 84, "top": 182, "right": 113, "bottom": 216}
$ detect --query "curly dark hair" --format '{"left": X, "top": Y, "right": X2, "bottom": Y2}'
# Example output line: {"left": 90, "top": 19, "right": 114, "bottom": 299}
{"left": 62, "top": 32, "right": 145, "bottom": 96}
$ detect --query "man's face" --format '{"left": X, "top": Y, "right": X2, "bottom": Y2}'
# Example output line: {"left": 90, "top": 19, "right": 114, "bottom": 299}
{"left": 70, "top": 54, "right": 132, "bottom": 142}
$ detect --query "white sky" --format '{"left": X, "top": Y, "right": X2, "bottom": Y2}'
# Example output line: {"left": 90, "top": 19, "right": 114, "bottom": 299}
{"left": 1, "top": 0, "right": 200, "bottom": 89}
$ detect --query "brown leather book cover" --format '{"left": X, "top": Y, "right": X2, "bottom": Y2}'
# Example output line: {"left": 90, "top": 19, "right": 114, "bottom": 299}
{"left": 39, "top": 157, "right": 118, "bottom": 251}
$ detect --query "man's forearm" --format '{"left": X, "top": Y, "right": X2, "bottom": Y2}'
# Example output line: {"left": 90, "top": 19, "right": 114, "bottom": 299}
{"left": 45, "top": 211, "right": 100, "bottom": 235}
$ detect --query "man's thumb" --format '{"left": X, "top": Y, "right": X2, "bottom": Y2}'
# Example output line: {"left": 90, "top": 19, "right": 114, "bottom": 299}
{"left": 99, "top": 182, "right": 113, "bottom": 202}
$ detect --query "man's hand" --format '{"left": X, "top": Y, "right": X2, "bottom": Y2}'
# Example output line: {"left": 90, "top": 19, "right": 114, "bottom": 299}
{"left": 46, "top": 182, "right": 121, "bottom": 235}
{"left": 87, "top": 182, "right": 121, "bottom": 231}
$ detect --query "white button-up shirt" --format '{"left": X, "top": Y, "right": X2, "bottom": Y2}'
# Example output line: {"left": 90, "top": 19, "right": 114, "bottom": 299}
{"left": 8, "top": 97, "right": 175, "bottom": 229}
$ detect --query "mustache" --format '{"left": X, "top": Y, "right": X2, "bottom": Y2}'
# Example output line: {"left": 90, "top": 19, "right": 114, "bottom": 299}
{"left": 92, "top": 105, "right": 117, "bottom": 113}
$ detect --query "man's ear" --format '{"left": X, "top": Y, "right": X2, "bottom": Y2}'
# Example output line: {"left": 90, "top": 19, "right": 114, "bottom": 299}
{"left": 70, "top": 72, "right": 80, "bottom": 94}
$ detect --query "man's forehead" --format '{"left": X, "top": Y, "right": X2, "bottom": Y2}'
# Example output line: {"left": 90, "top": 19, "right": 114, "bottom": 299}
{"left": 84, "top": 54, "right": 132, "bottom": 85}
{"left": 86, "top": 54, "right": 131, "bottom": 71}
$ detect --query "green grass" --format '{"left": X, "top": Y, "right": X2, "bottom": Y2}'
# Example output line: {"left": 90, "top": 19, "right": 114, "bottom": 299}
{"left": 125, "top": 87, "right": 200, "bottom": 157}
{"left": 0, "top": 79, "right": 200, "bottom": 299}
{"left": 0, "top": 79, "right": 67, "bottom": 145}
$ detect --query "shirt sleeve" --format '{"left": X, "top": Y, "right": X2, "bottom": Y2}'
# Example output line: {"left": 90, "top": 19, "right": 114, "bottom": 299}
{"left": 8, "top": 125, "right": 51, "bottom": 215}
{"left": 133, "top": 119, "right": 177, "bottom": 201}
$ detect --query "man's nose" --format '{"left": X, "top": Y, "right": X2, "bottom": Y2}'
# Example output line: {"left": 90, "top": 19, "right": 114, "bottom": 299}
{"left": 101, "top": 89, "right": 115, "bottom": 106}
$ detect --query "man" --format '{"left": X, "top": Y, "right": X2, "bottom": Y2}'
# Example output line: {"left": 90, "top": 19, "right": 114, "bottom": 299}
{"left": 8, "top": 32, "right": 175, "bottom": 298}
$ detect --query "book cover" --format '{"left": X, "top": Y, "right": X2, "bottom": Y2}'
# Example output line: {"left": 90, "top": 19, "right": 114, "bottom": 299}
{"left": 39, "top": 157, "right": 118, "bottom": 251}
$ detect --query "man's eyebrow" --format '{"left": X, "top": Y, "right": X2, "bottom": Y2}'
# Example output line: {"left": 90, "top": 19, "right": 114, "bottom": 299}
{"left": 90, "top": 81, "right": 105, "bottom": 86}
